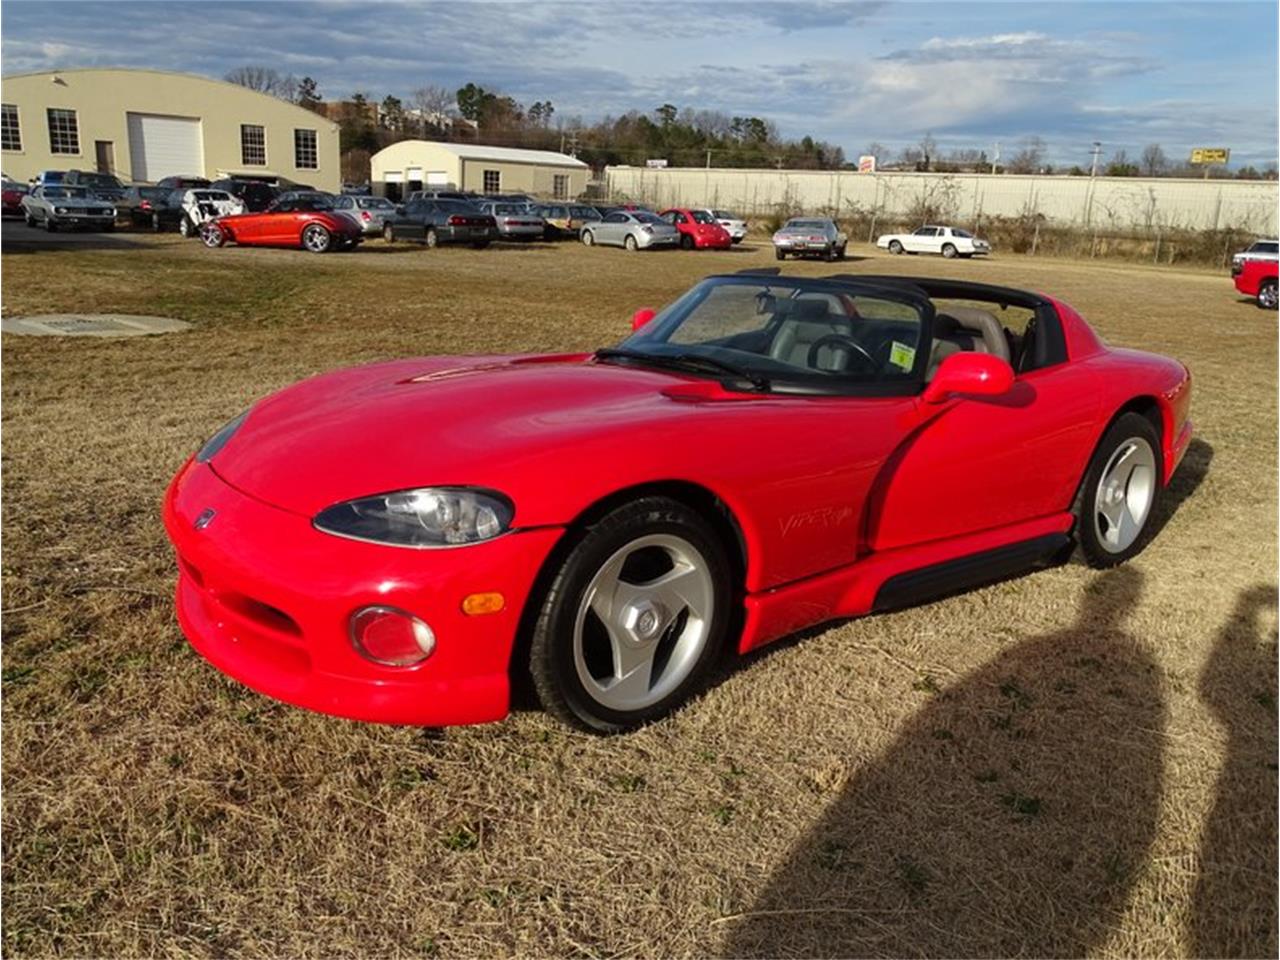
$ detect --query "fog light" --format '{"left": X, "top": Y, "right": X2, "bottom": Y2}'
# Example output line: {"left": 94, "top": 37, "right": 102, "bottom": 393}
{"left": 349, "top": 606, "right": 435, "bottom": 666}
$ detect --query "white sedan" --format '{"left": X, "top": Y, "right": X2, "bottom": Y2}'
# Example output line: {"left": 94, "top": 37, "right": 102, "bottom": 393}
{"left": 877, "top": 225, "right": 991, "bottom": 258}
{"left": 699, "top": 208, "right": 747, "bottom": 244}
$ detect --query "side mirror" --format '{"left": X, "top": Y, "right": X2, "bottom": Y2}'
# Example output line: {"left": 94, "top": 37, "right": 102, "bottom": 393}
{"left": 631, "top": 308, "right": 656, "bottom": 332}
{"left": 922, "top": 352, "right": 1014, "bottom": 404}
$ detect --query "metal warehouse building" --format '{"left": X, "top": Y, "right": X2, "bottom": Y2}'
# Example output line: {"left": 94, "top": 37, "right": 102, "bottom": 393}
{"left": 0, "top": 68, "right": 341, "bottom": 191}
{"left": 370, "top": 140, "right": 588, "bottom": 200}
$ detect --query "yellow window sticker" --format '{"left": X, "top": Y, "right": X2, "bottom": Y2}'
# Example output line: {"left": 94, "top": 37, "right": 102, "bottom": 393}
{"left": 889, "top": 341, "right": 916, "bottom": 371}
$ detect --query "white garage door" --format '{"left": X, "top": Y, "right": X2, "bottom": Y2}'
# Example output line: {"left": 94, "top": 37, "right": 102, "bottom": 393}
{"left": 127, "top": 113, "right": 204, "bottom": 183}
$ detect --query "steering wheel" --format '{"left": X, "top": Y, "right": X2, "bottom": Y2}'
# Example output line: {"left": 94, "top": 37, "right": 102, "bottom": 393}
{"left": 807, "top": 333, "right": 877, "bottom": 373}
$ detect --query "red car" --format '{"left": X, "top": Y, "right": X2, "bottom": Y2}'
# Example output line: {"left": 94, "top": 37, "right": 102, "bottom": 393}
{"left": 201, "top": 192, "right": 362, "bottom": 253}
{"left": 164, "top": 274, "right": 1193, "bottom": 733}
{"left": 1234, "top": 258, "right": 1278, "bottom": 309}
{"left": 2, "top": 183, "right": 27, "bottom": 218}
{"left": 660, "top": 207, "right": 733, "bottom": 250}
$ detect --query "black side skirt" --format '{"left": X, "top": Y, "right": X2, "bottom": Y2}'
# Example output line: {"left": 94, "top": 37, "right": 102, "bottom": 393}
{"left": 871, "top": 533, "right": 1072, "bottom": 613}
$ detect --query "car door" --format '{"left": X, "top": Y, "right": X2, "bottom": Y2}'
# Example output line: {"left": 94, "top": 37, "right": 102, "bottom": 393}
{"left": 868, "top": 318, "right": 1102, "bottom": 552}
{"left": 905, "top": 227, "right": 935, "bottom": 253}
{"left": 599, "top": 212, "right": 628, "bottom": 246}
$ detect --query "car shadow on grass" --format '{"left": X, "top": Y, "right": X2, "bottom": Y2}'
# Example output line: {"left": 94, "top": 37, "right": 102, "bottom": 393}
{"left": 720, "top": 567, "right": 1165, "bottom": 958}
{"left": 1190, "top": 582, "right": 1278, "bottom": 957}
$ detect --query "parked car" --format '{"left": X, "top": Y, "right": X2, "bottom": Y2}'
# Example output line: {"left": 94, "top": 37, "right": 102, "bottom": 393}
{"left": 176, "top": 189, "right": 247, "bottom": 238}
{"left": 119, "top": 185, "right": 180, "bottom": 229}
{"left": 155, "top": 175, "right": 211, "bottom": 190}
{"left": 536, "top": 203, "right": 600, "bottom": 239}
{"left": 877, "top": 224, "right": 991, "bottom": 258}
{"left": 20, "top": 185, "right": 116, "bottom": 231}
{"left": 1230, "top": 238, "right": 1279, "bottom": 276}
{"left": 28, "top": 170, "right": 66, "bottom": 188}
{"left": 331, "top": 194, "right": 398, "bottom": 236}
{"left": 702, "top": 208, "right": 748, "bottom": 244}
{"left": 209, "top": 178, "right": 278, "bottom": 213}
{"left": 1234, "top": 258, "right": 1278, "bottom": 309}
{"left": 579, "top": 210, "right": 679, "bottom": 250}
{"left": 163, "top": 273, "right": 1193, "bottom": 732}
{"left": 63, "top": 170, "right": 127, "bottom": 202}
{"left": 383, "top": 198, "right": 498, "bottom": 248}
{"left": 406, "top": 190, "right": 477, "bottom": 204}
{"left": 200, "top": 192, "right": 362, "bottom": 253}
{"left": 659, "top": 208, "right": 733, "bottom": 250}
{"left": 773, "top": 218, "right": 848, "bottom": 261}
{"left": 475, "top": 201, "right": 546, "bottom": 241}
{"left": 2, "top": 181, "right": 28, "bottom": 218}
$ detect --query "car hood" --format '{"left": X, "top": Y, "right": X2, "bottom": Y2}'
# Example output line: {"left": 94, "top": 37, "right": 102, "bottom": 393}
{"left": 210, "top": 354, "right": 747, "bottom": 517}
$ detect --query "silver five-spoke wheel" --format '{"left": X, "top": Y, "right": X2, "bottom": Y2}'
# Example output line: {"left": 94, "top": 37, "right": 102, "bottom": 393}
{"left": 573, "top": 534, "right": 714, "bottom": 712}
{"left": 1092, "top": 436, "right": 1156, "bottom": 554}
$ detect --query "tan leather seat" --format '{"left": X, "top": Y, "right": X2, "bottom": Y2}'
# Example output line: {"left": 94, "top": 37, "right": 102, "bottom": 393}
{"left": 926, "top": 306, "right": 1011, "bottom": 380}
{"left": 769, "top": 298, "right": 848, "bottom": 368}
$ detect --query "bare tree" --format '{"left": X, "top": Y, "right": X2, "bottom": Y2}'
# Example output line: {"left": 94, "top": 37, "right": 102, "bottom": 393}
{"left": 1007, "top": 136, "right": 1047, "bottom": 174}
{"left": 410, "top": 85, "right": 456, "bottom": 135}
{"left": 225, "top": 66, "right": 290, "bottom": 96}
{"left": 918, "top": 132, "right": 938, "bottom": 171}
{"left": 1140, "top": 143, "right": 1167, "bottom": 177}
{"left": 864, "top": 142, "right": 891, "bottom": 168}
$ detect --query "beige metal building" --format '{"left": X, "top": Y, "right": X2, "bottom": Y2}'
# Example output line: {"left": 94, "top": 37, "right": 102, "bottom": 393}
{"left": 370, "top": 140, "right": 588, "bottom": 200}
{"left": 1, "top": 68, "right": 341, "bottom": 190}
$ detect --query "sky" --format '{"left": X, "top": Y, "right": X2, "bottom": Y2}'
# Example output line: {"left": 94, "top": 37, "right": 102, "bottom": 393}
{"left": 3, "top": 0, "right": 1277, "bottom": 169}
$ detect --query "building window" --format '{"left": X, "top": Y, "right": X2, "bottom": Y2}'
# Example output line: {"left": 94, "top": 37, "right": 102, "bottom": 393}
{"left": 553, "top": 174, "right": 568, "bottom": 199}
{"left": 240, "top": 124, "right": 266, "bottom": 166}
{"left": 483, "top": 169, "right": 501, "bottom": 193}
{"left": 47, "top": 108, "right": 79, "bottom": 154}
{"left": 1, "top": 104, "right": 20, "bottom": 151}
{"left": 294, "top": 128, "right": 317, "bottom": 169}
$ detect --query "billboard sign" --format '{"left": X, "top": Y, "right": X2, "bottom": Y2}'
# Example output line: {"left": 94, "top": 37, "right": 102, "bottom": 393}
{"left": 1190, "top": 148, "right": 1230, "bottom": 165}
{"left": 857, "top": 154, "right": 876, "bottom": 173}
{"left": 645, "top": 158, "right": 668, "bottom": 169}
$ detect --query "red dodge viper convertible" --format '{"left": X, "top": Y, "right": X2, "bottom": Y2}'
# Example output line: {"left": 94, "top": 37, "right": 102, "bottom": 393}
{"left": 200, "top": 192, "right": 362, "bottom": 253}
{"left": 164, "top": 273, "right": 1193, "bottom": 732}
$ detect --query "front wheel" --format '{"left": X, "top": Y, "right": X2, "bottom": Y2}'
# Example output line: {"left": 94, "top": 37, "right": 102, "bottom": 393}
{"left": 470, "top": 240, "right": 490, "bottom": 249}
{"left": 888, "top": 240, "right": 903, "bottom": 254}
{"left": 301, "top": 223, "right": 332, "bottom": 253}
{"left": 424, "top": 227, "right": 439, "bottom": 249}
{"left": 624, "top": 234, "right": 638, "bottom": 252}
{"left": 43, "top": 216, "right": 56, "bottom": 233}
{"left": 775, "top": 248, "right": 785, "bottom": 260}
{"left": 1257, "top": 279, "right": 1278, "bottom": 310}
{"left": 24, "top": 211, "right": 35, "bottom": 227}
{"left": 942, "top": 243, "right": 958, "bottom": 259}
{"left": 582, "top": 230, "right": 595, "bottom": 246}
{"left": 178, "top": 215, "right": 195, "bottom": 238}
{"left": 528, "top": 497, "right": 733, "bottom": 733}
{"left": 1075, "top": 412, "right": 1163, "bottom": 568}
{"left": 200, "top": 223, "right": 225, "bottom": 248}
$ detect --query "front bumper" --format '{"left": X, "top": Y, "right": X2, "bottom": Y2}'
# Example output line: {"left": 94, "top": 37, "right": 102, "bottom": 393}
{"left": 163, "top": 459, "right": 564, "bottom": 726}
{"left": 51, "top": 213, "right": 115, "bottom": 228}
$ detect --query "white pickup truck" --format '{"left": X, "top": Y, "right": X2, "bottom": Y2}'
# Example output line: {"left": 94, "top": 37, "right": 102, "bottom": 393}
{"left": 877, "top": 224, "right": 991, "bottom": 258}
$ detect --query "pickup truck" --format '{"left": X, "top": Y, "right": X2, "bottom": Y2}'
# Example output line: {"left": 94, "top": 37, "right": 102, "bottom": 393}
{"left": 1230, "top": 238, "right": 1278, "bottom": 276}
{"left": 1234, "top": 257, "right": 1278, "bottom": 309}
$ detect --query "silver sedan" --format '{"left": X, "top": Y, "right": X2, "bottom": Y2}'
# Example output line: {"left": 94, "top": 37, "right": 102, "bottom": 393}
{"left": 773, "top": 217, "right": 848, "bottom": 261}
{"left": 331, "top": 195, "right": 397, "bottom": 235}
{"left": 476, "top": 201, "right": 546, "bottom": 240}
{"left": 580, "top": 210, "right": 679, "bottom": 251}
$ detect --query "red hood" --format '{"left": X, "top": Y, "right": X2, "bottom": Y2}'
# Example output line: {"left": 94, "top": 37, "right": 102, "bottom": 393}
{"left": 210, "top": 354, "right": 754, "bottom": 517}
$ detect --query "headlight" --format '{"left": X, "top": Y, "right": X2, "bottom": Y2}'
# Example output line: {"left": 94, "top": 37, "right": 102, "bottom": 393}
{"left": 108, "top": 207, "right": 117, "bottom": 217}
{"left": 55, "top": 206, "right": 67, "bottom": 214}
{"left": 195, "top": 411, "right": 249, "bottom": 463}
{"left": 314, "top": 487, "right": 514, "bottom": 547}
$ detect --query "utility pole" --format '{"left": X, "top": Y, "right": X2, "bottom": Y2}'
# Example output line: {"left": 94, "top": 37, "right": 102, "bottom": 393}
{"left": 991, "top": 142, "right": 999, "bottom": 175}
{"left": 706, "top": 149, "right": 712, "bottom": 169}
{"left": 1090, "top": 141, "right": 1103, "bottom": 177}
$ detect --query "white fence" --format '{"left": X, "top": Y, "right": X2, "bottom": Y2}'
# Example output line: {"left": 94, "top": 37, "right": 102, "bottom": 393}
{"left": 604, "top": 167, "right": 1279, "bottom": 233}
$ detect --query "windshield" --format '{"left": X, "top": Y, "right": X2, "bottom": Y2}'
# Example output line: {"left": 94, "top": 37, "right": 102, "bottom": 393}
{"left": 43, "top": 187, "right": 88, "bottom": 199}
{"left": 1249, "top": 241, "right": 1279, "bottom": 254}
{"left": 80, "top": 174, "right": 121, "bottom": 188}
{"left": 604, "top": 277, "right": 930, "bottom": 395}
{"left": 712, "top": 210, "right": 737, "bottom": 219}
{"left": 691, "top": 210, "right": 716, "bottom": 224}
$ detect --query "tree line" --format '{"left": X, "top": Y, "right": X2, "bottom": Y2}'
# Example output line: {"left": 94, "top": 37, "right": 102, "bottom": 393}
{"left": 224, "top": 67, "right": 1276, "bottom": 180}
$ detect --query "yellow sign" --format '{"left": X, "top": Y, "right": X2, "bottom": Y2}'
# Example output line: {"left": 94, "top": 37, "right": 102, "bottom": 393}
{"left": 1190, "top": 148, "right": 1230, "bottom": 165}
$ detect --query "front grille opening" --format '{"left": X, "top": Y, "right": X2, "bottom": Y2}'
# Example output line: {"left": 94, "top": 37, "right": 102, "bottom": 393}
{"left": 179, "top": 557, "right": 205, "bottom": 588}
{"left": 219, "top": 592, "right": 302, "bottom": 637}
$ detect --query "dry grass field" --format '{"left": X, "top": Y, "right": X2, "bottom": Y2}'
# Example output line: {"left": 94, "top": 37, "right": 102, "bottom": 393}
{"left": 2, "top": 231, "right": 1276, "bottom": 958}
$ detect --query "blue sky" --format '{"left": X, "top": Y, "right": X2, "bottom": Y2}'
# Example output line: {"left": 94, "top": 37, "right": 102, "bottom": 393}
{"left": 3, "top": 1, "right": 1277, "bottom": 168}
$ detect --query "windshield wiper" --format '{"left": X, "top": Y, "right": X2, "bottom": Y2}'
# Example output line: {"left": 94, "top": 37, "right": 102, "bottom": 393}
{"left": 594, "top": 347, "right": 770, "bottom": 391}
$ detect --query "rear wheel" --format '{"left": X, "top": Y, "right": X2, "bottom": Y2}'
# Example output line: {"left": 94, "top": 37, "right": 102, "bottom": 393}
{"left": 151, "top": 212, "right": 162, "bottom": 232}
{"left": 1075, "top": 412, "right": 1163, "bottom": 568}
{"left": 528, "top": 497, "right": 733, "bottom": 733}
{"left": 425, "top": 227, "right": 439, "bottom": 249}
{"left": 942, "top": 242, "right": 958, "bottom": 258}
{"left": 823, "top": 246, "right": 836, "bottom": 262}
{"left": 888, "top": 240, "right": 903, "bottom": 254}
{"left": 1257, "top": 279, "right": 1278, "bottom": 310}
{"left": 471, "top": 240, "right": 490, "bottom": 249}
{"left": 775, "top": 248, "right": 786, "bottom": 260}
{"left": 178, "top": 215, "right": 195, "bottom": 238}
{"left": 301, "top": 223, "right": 332, "bottom": 253}
{"left": 43, "top": 216, "right": 56, "bottom": 232}
{"left": 200, "top": 223, "right": 225, "bottom": 248}
{"left": 624, "top": 234, "right": 638, "bottom": 252}
{"left": 383, "top": 223, "right": 396, "bottom": 243}
{"left": 582, "top": 230, "right": 595, "bottom": 246}
{"left": 24, "top": 210, "right": 35, "bottom": 227}
{"left": 680, "top": 234, "right": 694, "bottom": 251}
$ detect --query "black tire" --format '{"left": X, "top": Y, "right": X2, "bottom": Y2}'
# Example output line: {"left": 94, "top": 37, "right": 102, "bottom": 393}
{"left": 471, "top": 240, "right": 490, "bottom": 249}
{"left": 837, "top": 244, "right": 847, "bottom": 260}
{"left": 425, "top": 227, "right": 438, "bottom": 249}
{"left": 43, "top": 216, "right": 56, "bottom": 233}
{"left": 1074, "top": 412, "right": 1164, "bottom": 569}
{"left": 24, "top": 211, "right": 35, "bottom": 227}
{"left": 301, "top": 223, "right": 332, "bottom": 253}
{"left": 383, "top": 223, "right": 396, "bottom": 243}
{"left": 942, "top": 243, "right": 958, "bottom": 259}
{"left": 680, "top": 233, "right": 694, "bottom": 251}
{"left": 151, "top": 212, "right": 162, "bottom": 232}
{"left": 200, "top": 224, "right": 225, "bottom": 248}
{"left": 823, "top": 246, "right": 836, "bottom": 262}
{"left": 582, "top": 229, "right": 595, "bottom": 246}
{"left": 178, "top": 215, "right": 195, "bottom": 238}
{"left": 528, "top": 496, "right": 734, "bottom": 733}
{"left": 624, "top": 234, "right": 638, "bottom": 252}
{"left": 103, "top": 222, "right": 115, "bottom": 233}
{"left": 775, "top": 248, "right": 785, "bottom": 260}
{"left": 1256, "top": 279, "right": 1278, "bottom": 310}
{"left": 888, "top": 240, "right": 903, "bottom": 254}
